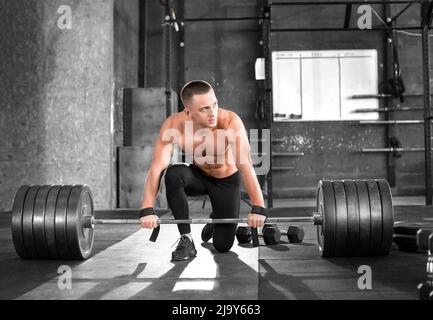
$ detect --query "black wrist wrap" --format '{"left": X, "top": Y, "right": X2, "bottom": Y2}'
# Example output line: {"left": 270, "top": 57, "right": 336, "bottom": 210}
{"left": 139, "top": 207, "right": 156, "bottom": 219}
{"left": 251, "top": 205, "right": 267, "bottom": 217}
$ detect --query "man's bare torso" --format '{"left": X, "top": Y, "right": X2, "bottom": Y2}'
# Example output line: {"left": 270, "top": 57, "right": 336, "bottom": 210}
{"left": 168, "top": 108, "right": 239, "bottom": 178}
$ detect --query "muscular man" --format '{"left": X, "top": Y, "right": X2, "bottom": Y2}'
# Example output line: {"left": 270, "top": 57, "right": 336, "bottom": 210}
{"left": 139, "top": 80, "right": 266, "bottom": 261}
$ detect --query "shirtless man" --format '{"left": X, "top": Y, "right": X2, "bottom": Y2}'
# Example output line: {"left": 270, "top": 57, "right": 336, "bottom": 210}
{"left": 139, "top": 80, "right": 266, "bottom": 261}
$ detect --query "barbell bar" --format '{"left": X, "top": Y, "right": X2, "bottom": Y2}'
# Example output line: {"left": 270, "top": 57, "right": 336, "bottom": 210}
{"left": 359, "top": 120, "right": 428, "bottom": 124}
{"left": 352, "top": 106, "right": 431, "bottom": 113}
{"left": 349, "top": 93, "right": 433, "bottom": 99}
{"left": 82, "top": 216, "right": 323, "bottom": 229}
{"left": 11, "top": 179, "right": 394, "bottom": 260}
{"left": 361, "top": 147, "right": 430, "bottom": 153}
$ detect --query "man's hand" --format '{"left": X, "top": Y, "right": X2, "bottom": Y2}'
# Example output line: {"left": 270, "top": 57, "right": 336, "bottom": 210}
{"left": 139, "top": 215, "right": 159, "bottom": 229}
{"left": 247, "top": 213, "right": 266, "bottom": 228}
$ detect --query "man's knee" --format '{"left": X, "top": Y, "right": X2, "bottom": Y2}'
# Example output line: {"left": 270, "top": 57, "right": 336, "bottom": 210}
{"left": 164, "top": 164, "right": 187, "bottom": 187}
{"left": 213, "top": 240, "right": 234, "bottom": 253}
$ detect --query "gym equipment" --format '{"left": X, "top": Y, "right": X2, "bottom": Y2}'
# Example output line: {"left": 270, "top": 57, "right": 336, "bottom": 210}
{"left": 12, "top": 185, "right": 94, "bottom": 260}
{"left": 392, "top": 221, "right": 433, "bottom": 252}
{"left": 417, "top": 231, "right": 433, "bottom": 300}
{"left": 235, "top": 224, "right": 305, "bottom": 246}
{"left": 287, "top": 225, "right": 305, "bottom": 243}
{"left": 316, "top": 180, "right": 393, "bottom": 257}
{"left": 393, "top": 234, "right": 419, "bottom": 252}
{"left": 236, "top": 226, "right": 253, "bottom": 244}
{"left": 418, "top": 229, "right": 433, "bottom": 252}
{"left": 11, "top": 179, "right": 394, "bottom": 260}
{"left": 262, "top": 224, "right": 282, "bottom": 245}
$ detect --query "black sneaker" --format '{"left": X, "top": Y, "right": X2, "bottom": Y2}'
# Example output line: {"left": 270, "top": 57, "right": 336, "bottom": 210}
{"left": 201, "top": 212, "right": 214, "bottom": 243}
{"left": 171, "top": 235, "right": 197, "bottom": 261}
{"left": 201, "top": 223, "right": 214, "bottom": 243}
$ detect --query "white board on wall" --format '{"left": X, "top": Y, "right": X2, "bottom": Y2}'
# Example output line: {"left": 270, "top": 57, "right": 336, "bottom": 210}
{"left": 271, "top": 50, "right": 379, "bottom": 121}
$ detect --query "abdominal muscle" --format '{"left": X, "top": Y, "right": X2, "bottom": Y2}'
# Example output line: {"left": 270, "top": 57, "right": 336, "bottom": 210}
{"left": 171, "top": 110, "right": 239, "bottom": 178}
{"left": 192, "top": 157, "right": 238, "bottom": 179}
{"left": 178, "top": 134, "right": 238, "bottom": 179}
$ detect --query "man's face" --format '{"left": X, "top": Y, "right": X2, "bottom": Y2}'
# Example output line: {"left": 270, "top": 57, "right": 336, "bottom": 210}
{"left": 186, "top": 89, "right": 219, "bottom": 129}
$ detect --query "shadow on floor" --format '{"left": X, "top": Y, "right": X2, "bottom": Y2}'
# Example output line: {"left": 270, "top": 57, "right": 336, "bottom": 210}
{"left": 0, "top": 212, "right": 140, "bottom": 299}
{"left": 73, "top": 242, "right": 260, "bottom": 300}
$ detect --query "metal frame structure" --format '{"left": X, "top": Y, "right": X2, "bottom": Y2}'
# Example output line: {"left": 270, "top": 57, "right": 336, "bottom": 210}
{"left": 259, "top": 0, "right": 433, "bottom": 206}
{"left": 421, "top": 0, "right": 433, "bottom": 204}
{"left": 161, "top": 0, "right": 433, "bottom": 205}
{"left": 163, "top": 2, "right": 173, "bottom": 118}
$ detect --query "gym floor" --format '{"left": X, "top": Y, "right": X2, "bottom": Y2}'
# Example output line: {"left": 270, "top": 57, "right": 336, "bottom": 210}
{"left": 0, "top": 197, "right": 429, "bottom": 300}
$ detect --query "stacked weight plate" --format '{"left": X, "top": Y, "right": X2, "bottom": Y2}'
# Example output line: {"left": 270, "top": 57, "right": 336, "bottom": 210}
{"left": 316, "top": 179, "right": 394, "bottom": 257}
{"left": 11, "top": 179, "right": 395, "bottom": 260}
{"left": 393, "top": 221, "right": 433, "bottom": 252}
{"left": 11, "top": 185, "right": 94, "bottom": 260}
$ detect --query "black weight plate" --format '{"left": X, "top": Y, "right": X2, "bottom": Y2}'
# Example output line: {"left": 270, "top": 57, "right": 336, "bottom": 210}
{"left": 365, "top": 180, "right": 382, "bottom": 255}
{"left": 394, "top": 221, "right": 433, "bottom": 235}
{"left": 417, "top": 228, "right": 433, "bottom": 251}
{"left": 44, "top": 186, "right": 62, "bottom": 258}
{"left": 376, "top": 180, "right": 394, "bottom": 256}
{"left": 393, "top": 234, "right": 418, "bottom": 252}
{"left": 332, "top": 180, "right": 348, "bottom": 256}
{"left": 76, "top": 185, "right": 94, "bottom": 259}
{"left": 316, "top": 180, "right": 336, "bottom": 257}
{"left": 11, "top": 185, "right": 31, "bottom": 259}
{"left": 393, "top": 234, "right": 416, "bottom": 245}
{"left": 396, "top": 244, "right": 418, "bottom": 253}
{"left": 22, "top": 186, "right": 42, "bottom": 259}
{"left": 343, "top": 180, "right": 360, "bottom": 255}
{"left": 66, "top": 185, "right": 94, "bottom": 259}
{"left": 33, "top": 186, "right": 51, "bottom": 259}
{"left": 355, "top": 181, "right": 370, "bottom": 256}
{"left": 55, "top": 186, "right": 73, "bottom": 259}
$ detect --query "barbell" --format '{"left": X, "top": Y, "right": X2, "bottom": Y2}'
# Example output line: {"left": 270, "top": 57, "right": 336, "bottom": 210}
{"left": 10, "top": 179, "right": 394, "bottom": 260}
{"left": 82, "top": 217, "right": 321, "bottom": 227}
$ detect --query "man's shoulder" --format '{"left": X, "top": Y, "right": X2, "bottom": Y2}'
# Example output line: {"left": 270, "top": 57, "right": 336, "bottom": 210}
{"left": 221, "top": 109, "right": 243, "bottom": 128}
{"left": 220, "top": 108, "right": 240, "bottom": 124}
{"left": 164, "top": 112, "right": 185, "bottom": 129}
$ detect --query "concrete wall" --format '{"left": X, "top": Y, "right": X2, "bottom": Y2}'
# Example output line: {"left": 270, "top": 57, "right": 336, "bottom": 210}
{"left": 183, "top": 0, "right": 261, "bottom": 124}
{"left": 120, "top": 88, "right": 179, "bottom": 209}
{"left": 113, "top": 0, "right": 140, "bottom": 207}
{"left": 145, "top": 0, "right": 165, "bottom": 88}
{"left": 145, "top": 0, "right": 432, "bottom": 197}
{"left": 0, "top": 0, "right": 114, "bottom": 211}
{"left": 0, "top": 0, "right": 139, "bottom": 211}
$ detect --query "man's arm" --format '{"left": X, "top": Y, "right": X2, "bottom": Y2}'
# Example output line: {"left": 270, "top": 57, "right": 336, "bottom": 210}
{"left": 228, "top": 113, "right": 266, "bottom": 228}
{"left": 140, "top": 117, "right": 175, "bottom": 209}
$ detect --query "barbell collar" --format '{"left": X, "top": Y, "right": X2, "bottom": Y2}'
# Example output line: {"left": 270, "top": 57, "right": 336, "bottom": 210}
{"left": 312, "top": 212, "right": 323, "bottom": 226}
{"left": 427, "top": 256, "right": 433, "bottom": 275}
{"left": 82, "top": 216, "right": 94, "bottom": 229}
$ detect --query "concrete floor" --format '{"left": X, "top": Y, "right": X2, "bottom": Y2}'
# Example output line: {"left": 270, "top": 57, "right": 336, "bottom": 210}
{"left": 0, "top": 197, "right": 431, "bottom": 300}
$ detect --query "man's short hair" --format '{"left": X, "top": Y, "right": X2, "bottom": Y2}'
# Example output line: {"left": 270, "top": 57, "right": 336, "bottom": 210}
{"left": 180, "top": 80, "right": 213, "bottom": 105}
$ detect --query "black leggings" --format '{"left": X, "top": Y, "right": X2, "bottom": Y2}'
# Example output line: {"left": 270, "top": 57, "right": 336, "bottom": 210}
{"left": 164, "top": 163, "right": 241, "bottom": 253}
